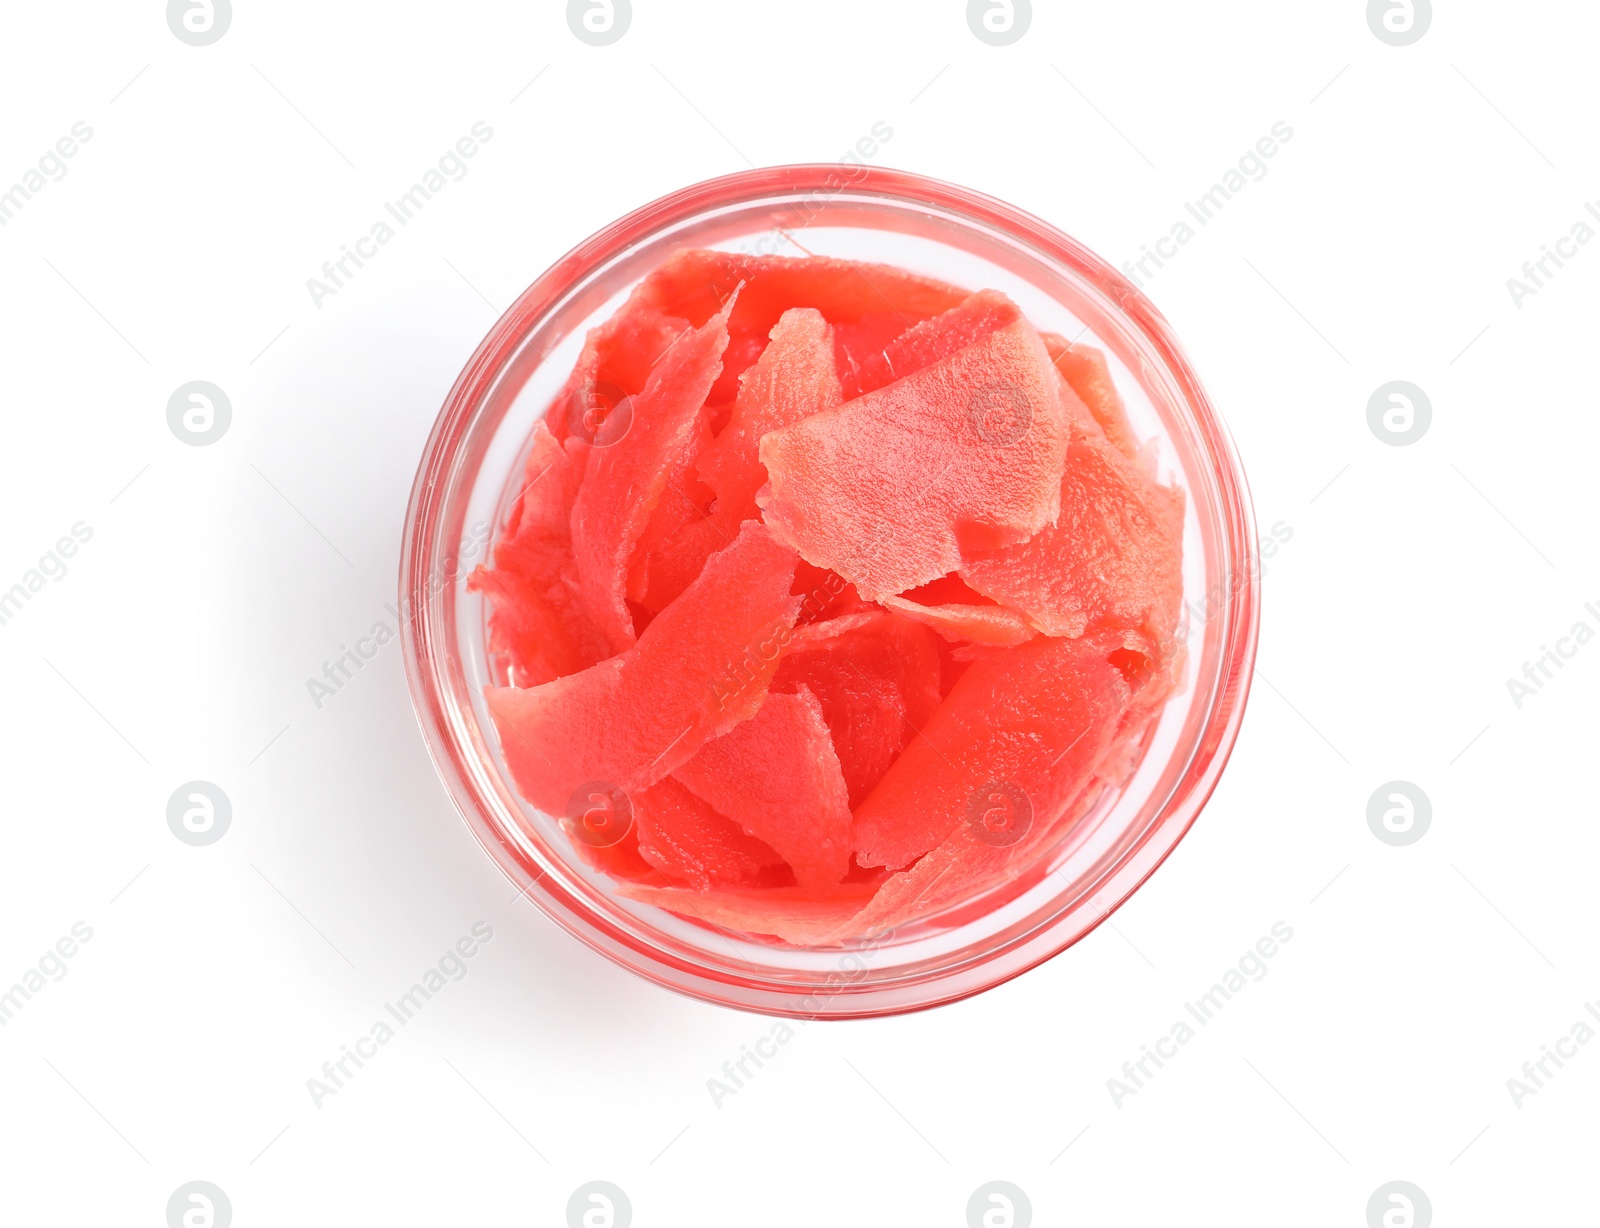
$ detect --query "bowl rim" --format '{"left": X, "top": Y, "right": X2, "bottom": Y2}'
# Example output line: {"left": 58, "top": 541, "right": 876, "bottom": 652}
{"left": 400, "top": 163, "right": 1261, "bottom": 1019}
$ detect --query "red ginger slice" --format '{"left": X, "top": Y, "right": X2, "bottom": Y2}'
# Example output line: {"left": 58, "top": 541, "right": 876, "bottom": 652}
{"left": 851, "top": 634, "right": 1133, "bottom": 871}
{"left": 834, "top": 313, "right": 918, "bottom": 400}
{"left": 770, "top": 611, "right": 942, "bottom": 808}
{"left": 632, "top": 307, "right": 846, "bottom": 617}
{"left": 837, "top": 639, "right": 1174, "bottom": 936}
{"left": 570, "top": 302, "right": 731, "bottom": 653}
{"left": 674, "top": 685, "right": 852, "bottom": 894}
{"left": 633, "top": 776, "right": 787, "bottom": 890}
{"left": 836, "top": 768, "right": 1109, "bottom": 939}
{"left": 633, "top": 515, "right": 733, "bottom": 619}
{"left": 547, "top": 303, "right": 692, "bottom": 444}
{"left": 881, "top": 573, "right": 1036, "bottom": 647}
{"left": 564, "top": 806, "right": 664, "bottom": 885}
{"left": 850, "top": 289, "right": 1021, "bottom": 396}
{"left": 758, "top": 312, "right": 1068, "bottom": 601}
{"left": 634, "top": 249, "right": 967, "bottom": 408}
{"left": 1040, "top": 332, "right": 1143, "bottom": 465}
{"left": 1096, "top": 639, "right": 1186, "bottom": 789}
{"left": 625, "top": 401, "right": 718, "bottom": 606}
{"left": 790, "top": 560, "right": 862, "bottom": 625}
{"left": 959, "top": 425, "right": 1185, "bottom": 641}
{"left": 633, "top": 248, "right": 967, "bottom": 337}
{"left": 707, "top": 328, "right": 768, "bottom": 406}
{"left": 486, "top": 521, "right": 801, "bottom": 816}
{"left": 880, "top": 595, "right": 1037, "bottom": 648}
{"left": 468, "top": 422, "right": 611, "bottom": 687}
{"left": 698, "top": 307, "right": 843, "bottom": 522}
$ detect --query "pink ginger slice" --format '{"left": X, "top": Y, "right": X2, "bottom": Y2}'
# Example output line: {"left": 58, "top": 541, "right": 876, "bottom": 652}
{"left": 675, "top": 685, "right": 852, "bottom": 893}
{"left": 758, "top": 312, "right": 1068, "bottom": 601}
{"left": 469, "top": 422, "right": 611, "bottom": 687}
{"left": 632, "top": 776, "right": 787, "bottom": 890}
{"left": 959, "top": 426, "right": 1184, "bottom": 641}
{"left": 851, "top": 634, "right": 1132, "bottom": 871}
{"left": 570, "top": 301, "right": 731, "bottom": 653}
{"left": 486, "top": 522, "right": 800, "bottom": 816}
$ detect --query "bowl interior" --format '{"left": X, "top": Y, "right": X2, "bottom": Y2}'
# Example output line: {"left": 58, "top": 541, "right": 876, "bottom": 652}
{"left": 402, "top": 167, "right": 1257, "bottom": 1017}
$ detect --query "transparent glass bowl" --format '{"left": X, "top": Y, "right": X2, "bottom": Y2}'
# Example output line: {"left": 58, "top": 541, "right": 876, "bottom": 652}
{"left": 400, "top": 165, "right": 1259, "bottom": 1018}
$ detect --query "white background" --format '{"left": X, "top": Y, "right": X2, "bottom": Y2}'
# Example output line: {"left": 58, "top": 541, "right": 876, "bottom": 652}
{"left": 1, "top": 2, "right": 1596, "bottom": 1224}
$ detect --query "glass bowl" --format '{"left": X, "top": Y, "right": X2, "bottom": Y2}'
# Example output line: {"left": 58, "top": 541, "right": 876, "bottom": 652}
{"left": 400, "top": 165, "right": 1259, "bottom": 1018}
